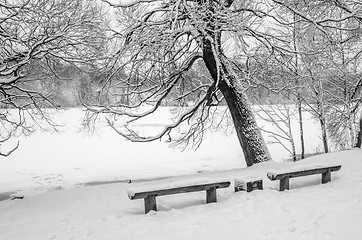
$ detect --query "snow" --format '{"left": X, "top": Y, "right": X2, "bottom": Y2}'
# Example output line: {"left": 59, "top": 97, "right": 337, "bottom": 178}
{"left": 267, "top": 163, "right": 341, "bottom": 178}
{"left": 103, "top": 0, "right": 160, "bottom": 8}
{"left": 1, "top": 149, "right": 362, "bottom": 240}
{"left": 0, "top": 106, "right": 324, "bottom": 195}
{"left": 127, "top": 177, "right": 230, "bottom": 199}
{"left": 0, "top": 108, "right": 245, "bottom": 196}
{"left": 234, "top": 175, "right": 262, "bottom": 182}
{"left": 0, "top": 107, "right": 362, "bottom": 239}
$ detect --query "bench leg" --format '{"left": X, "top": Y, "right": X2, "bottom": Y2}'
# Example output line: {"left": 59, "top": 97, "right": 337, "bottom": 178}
{"left": 322, "top": 170, "right": 331, "bottom": 184}
{"left": 206, "top": 187, "right": 217, "bottom": 203}
{"left": 279, "top": 177, "right": 289, "bottom": 191}
{"left": 144, "top": 195, "right": 157, "bottom": 214}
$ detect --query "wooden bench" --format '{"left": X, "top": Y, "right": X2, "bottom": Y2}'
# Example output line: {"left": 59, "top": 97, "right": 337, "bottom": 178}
{"left": 127, "top": 179, "right": 230, "bottom": 214}
{"left": 267, "top": 165, "right": 341, "bottom": 191}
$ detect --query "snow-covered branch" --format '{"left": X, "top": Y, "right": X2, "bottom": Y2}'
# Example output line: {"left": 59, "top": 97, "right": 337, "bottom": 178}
{"left": 0, "top": 0, "right": 108, "bottom": 154}
{"left": 100, "top": 0, "right": 160, "bottom": 8}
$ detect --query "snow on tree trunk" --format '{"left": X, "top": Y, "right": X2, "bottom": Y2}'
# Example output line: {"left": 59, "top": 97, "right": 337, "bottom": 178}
{"left": 195, "top": 0, "right": 271, "bottom": 166}
{"left": 292, "top": 10, "right": 305, "bottom": 160}
{"left": 346, "top": 111, "right": 356, "bottom": 148}
{"left": 201, "top": 34, "right": 271, "bottom": 166}
{"left": 297, "top": 95, "right": 305, "bottom": 159}
{"left": 286, "top": 108, "right": 297, "bottom": 161}
{"left": 320, "top": 117, "right": 329, "bottom": 153}
{"left": 218, "top": 74, "right": 272, "bottom": 166}
{"left": 202, "top": 39, "right": 271, "bottom": 166}
{"left": 316, "top": 87, "right": 329, "bottom": 153}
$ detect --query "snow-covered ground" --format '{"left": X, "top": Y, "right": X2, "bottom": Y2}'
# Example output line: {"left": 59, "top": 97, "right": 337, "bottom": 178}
{"left": 0, "top": 107, "right": 322, "bottom": 196}
{"left": 1, "top": 107, "right": 361, "bottom": 240}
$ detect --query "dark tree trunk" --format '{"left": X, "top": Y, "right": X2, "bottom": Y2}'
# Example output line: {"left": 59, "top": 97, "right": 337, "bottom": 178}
{"left": 355, "top": 114, "right": 362, "bottom": 148}
{"left": 292, "top": 11, "right": 305, "bottom": 160}
{"left": 297, "top": 94, "right": 305, "bottom": 159}
{"left": 320, "top": 116, "right": 329, "bottom": 153}
{"left": 202, "top": 38, "right": 271, "bottom": 166}
{"left": 218, "top": 77, "right": 272, "bottom": 166}
{"left": 316, "top": 95, "right": 329, "bottom": 153}
{"left": 199, "top": 0, "right": 270, "bottom": 166}
{"left": 286, "top": 109, "right": 297, "bottom": 161}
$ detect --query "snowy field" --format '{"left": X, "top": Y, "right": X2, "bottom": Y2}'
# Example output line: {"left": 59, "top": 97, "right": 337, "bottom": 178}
{"left": 0, "top": 107, "right": 361, "bottom": 240}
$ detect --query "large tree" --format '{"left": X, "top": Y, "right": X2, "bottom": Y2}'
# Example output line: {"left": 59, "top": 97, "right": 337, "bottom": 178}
{"left": 84, "top": 0, "right": 284, "bottom": 166}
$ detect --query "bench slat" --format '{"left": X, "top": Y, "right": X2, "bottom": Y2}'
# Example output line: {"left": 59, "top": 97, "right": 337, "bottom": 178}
{"left": 129, "top": 181, "right": 230, "bottom": 200}
{"left": 267, "top": 165, "right": 341, "bottom": 181}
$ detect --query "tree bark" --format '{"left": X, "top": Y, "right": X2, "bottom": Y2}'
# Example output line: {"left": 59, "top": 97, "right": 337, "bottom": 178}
{"left": 218, "top": 76, "right": 272, "bottom": 166}
{"left": 316, "top": 88, "right": 329, "bottom": 153}
{"left": 292, "top": 11, "right": 305, "bottom": 160}
{"left": 199, "top": 1, "right": 270, "bottom": 166}
{"left": 320, "top": 116, "right": 329, "bottom": 153}
{"left": 286, "top": 107, "right": 297, "bottom": 161}
{"left": 355, "top": 113, "right": 362, "bottom": 148}
{"left": 297, "top": 97, "right": 305, "bottom": 159}
{"left": 202, "top": 38, "right": 271, "bottom": 166}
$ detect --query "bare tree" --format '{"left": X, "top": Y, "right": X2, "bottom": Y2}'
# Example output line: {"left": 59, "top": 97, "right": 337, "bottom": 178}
{"left": 256, "top": 102, "right": 298, "bottom": 161}
{"left": 273, "top": 0, "right": 362, "bottom": 27}
{"left": 353, "top": 75, "right": 362, "bottom": 148}
{"left": 298, "top": 29, "right": 331, "bottom": 153}
{"left": 271, "top": 0, "right": 362, "bottom": 149}
{"left": 0, "top": 0, "right": 108, "bottom": 155}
